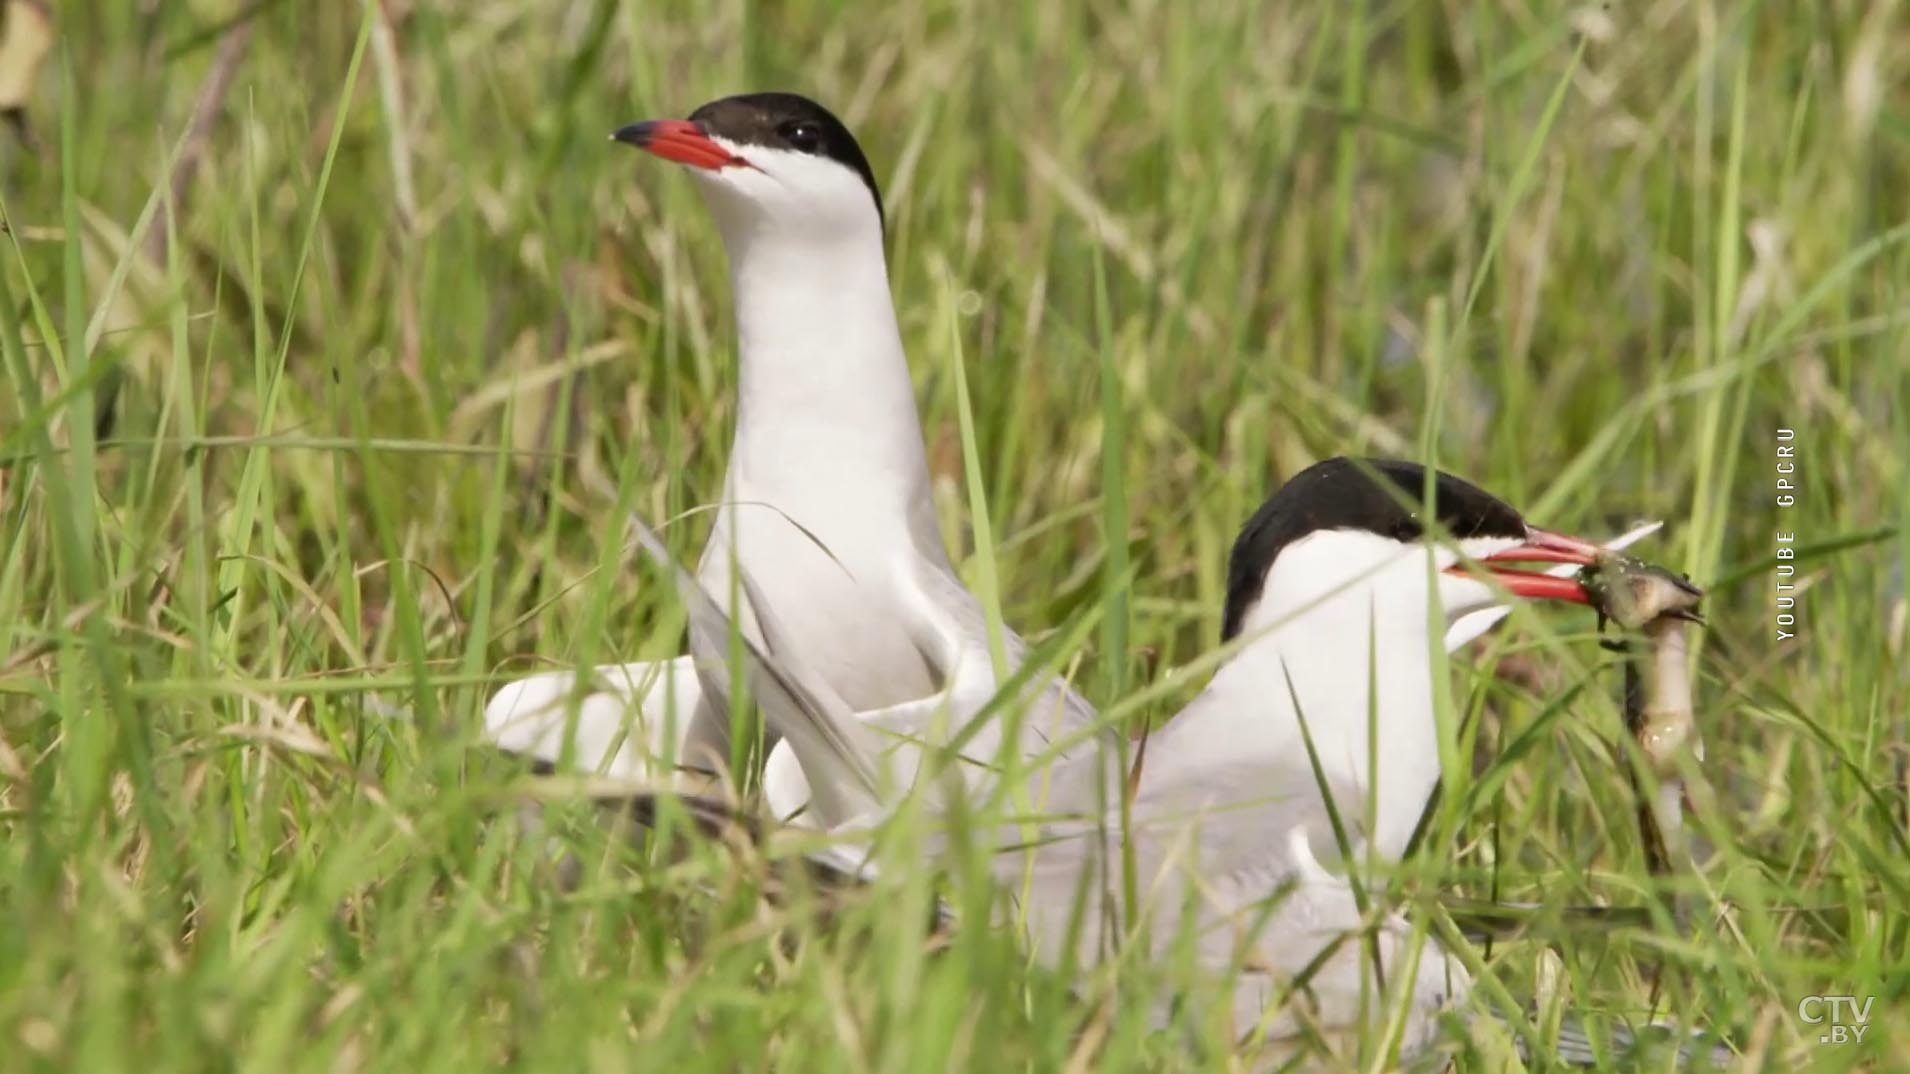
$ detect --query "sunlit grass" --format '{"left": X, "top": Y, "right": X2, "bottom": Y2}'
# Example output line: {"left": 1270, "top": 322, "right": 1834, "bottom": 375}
{"left": 0, "top": 1, "right": 1904, "bottom": 1070}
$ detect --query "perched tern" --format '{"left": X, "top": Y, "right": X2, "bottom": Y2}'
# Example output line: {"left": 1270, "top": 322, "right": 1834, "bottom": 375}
{"left": 757, "top": 467, "right": 1657, "bottom": 833}
{"left": 618, "top": 456, "right": 1652, "bottom": 1061}
{"left": 486, "top": 93, "right": 981, "bottom": 778}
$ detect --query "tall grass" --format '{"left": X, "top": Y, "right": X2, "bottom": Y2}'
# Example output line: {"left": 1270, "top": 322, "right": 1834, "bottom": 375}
{"left": 1, "top": 1, "right": 1905, "bottom": 1070}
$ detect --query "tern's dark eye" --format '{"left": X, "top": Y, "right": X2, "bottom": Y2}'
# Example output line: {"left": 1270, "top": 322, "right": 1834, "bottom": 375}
{"left": 779, "top": 121, "right": 822, "bottom": 152}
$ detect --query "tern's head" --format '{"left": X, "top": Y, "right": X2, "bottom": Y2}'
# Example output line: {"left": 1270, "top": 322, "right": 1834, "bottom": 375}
{"left": 1222, "top": 457, "right": 1601, "bottom": 644}
{"left": 612, "top": 92, "right": 883, "bottom": 246}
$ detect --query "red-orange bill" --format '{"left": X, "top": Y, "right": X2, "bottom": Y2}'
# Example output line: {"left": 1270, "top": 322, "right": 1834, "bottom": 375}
{"left": 611, "top": 120, "right": 748, "bottom": 171}
{"left": 1445, "top": 527, "right": 1602, "bottom": 604}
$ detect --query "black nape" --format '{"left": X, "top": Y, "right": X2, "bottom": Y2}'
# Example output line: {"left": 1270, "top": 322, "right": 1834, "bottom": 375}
{"left": 1221, "top": 457, "right": 1528, "bottom": 640}
{"left": 688, "top": 92, "right": 884, "bottom": 229}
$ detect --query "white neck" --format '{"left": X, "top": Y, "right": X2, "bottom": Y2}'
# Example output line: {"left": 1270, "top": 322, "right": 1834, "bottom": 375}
{"left": 708, "top": 201, "right": 943, "bottom": 560}
{"left": 1163, "top": 534, "right": 1451, "bottom": 862}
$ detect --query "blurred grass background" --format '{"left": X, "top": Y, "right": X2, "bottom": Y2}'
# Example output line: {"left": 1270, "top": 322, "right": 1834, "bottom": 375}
{"left": 1, "top": 0, "right": 1906, "bottom": 1070}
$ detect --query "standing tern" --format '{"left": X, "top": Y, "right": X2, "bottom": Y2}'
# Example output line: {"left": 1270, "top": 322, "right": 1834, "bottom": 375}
{"left": 486, "top": 93, "right": 984, "bottom": 778}
{"left": 620, "top": 456, "right": 1641, "bottom": 1061}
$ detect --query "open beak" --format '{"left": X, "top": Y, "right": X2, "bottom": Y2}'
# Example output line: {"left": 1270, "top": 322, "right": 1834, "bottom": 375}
{"left": 610, "top": 120, "right": 749, "bottom": 171}
{"left": 1444, "top": 527, "right": 1601, "bottom": 604}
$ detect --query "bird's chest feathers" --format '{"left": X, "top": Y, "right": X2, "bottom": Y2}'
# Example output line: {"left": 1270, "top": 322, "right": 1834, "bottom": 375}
{"left": 702, "top": 475, "right": 934, "bottom": 708}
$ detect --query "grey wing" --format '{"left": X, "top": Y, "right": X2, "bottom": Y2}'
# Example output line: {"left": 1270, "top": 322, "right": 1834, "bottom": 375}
{"left": 483, "top": 656, "right": 710, "bottom": 777}
{"left": 899, "top": 559, "right": 1105, "bottom": 742}
{"left": 1120, "top": 760, "right": 1465, "bottom": 1056}
{"left": 625, "top": 510, "right": 888, "bottom": 826}
{"left": 891, "top": 556, "right": 1119, "bottom": 809}
{"left": 753, "top": 553, "right": 1113, "bottom": 828}
{"left": 683, "top": 513, "right": 767, "bottom": 760}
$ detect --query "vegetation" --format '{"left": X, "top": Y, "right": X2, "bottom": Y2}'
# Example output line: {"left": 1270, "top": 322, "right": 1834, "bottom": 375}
{"left": 2, "top": 1, "right": 1904, "bottom": 1069}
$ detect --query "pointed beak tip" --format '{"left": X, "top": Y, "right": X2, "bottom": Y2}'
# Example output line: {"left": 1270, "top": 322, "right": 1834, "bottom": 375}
{"left": 610, "top": 122, "right": 652, "bottom": 148}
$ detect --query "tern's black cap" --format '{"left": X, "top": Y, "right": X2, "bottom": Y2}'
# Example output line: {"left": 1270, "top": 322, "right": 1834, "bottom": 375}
{"left": 687, "top": 92, "right": 883, "bottom": 227}
{"left": 1221, "top": 457, "right": 1529, "bottom": 640}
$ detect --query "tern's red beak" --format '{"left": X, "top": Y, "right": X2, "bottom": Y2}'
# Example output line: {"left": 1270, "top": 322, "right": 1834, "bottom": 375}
{"left": 611, "top": 120, "right": 749, "bottom": 171}
{"left": 1444, "top": 527, "right": 1601, "bottom": 604}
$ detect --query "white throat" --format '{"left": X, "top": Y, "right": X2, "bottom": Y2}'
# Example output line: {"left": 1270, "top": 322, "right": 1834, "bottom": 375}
{"left": 692, "top": 158, "right": 943, "bottom": 562}
{"left": 1189, "top": 532, "right": 1456, "bottom": 862}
